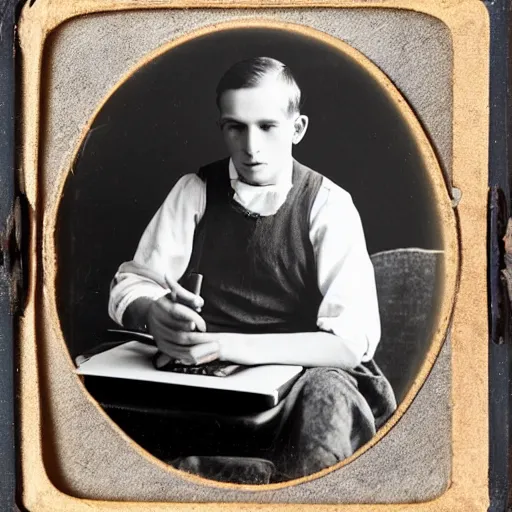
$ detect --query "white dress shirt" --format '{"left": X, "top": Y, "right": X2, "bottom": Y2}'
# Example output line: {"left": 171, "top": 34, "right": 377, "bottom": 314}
{"left": 108, "top": 159, "right": 381, "bottom": 363}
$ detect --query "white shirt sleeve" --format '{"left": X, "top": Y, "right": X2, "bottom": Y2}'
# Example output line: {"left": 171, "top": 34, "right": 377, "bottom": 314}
{"left": 310, "top": 177, "right": 381, "bottom": 363}
{"left": 108, "top": 173, "right": 206, "bottom": 326}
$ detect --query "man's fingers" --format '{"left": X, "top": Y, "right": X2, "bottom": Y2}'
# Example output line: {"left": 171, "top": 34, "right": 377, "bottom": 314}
{"left": 162, "top": 317, "right": 195, "bottom": 332}
{"left": 156, "top": 339, "right": 219, "bottom": 365}
{"left": 153, "top": 299, "right": 206, "bottom": 332}
{"left": 168, "top": 330, "right": 218, "bottom": 346}
{"left": 171, "top": 303, "right": 206, "bottom": 331}
{"left": 152, "top": 306, "right": 196, "bottom": 331}
{"left": 153, "top": 326, "right": 218, "bottom": 346}
{"left": 165, "top": 276, "right": 204, "bottom": 311}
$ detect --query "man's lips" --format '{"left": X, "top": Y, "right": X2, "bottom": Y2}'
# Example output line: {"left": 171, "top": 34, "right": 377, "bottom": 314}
{"left": 243, "top": 162, "right": 265, "bottom": 167}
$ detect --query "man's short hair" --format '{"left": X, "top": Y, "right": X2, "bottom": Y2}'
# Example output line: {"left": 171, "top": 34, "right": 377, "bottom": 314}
{"left": 216, "top": 56, "right": 302, "bottom": 115}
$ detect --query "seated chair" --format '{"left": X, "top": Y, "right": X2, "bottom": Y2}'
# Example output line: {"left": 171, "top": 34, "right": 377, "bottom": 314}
{"left": 85, "top": 247, "right": 443, "bottom": 483}
{"left": 371, "top": 248, "right": 443, "bottom": 404}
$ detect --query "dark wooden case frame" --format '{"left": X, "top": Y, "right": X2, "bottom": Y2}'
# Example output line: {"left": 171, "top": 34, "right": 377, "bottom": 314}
{"left": 0, "top": 0, "right": 510, "bottom": 510}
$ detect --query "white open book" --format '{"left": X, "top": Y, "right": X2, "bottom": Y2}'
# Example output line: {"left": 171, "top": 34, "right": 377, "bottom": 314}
{"left": 75, "top": 340, "right": 303, "bottom": 408}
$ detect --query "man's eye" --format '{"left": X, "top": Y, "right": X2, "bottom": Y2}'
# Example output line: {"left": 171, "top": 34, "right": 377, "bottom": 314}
{"left": 227, "top": 124, "right": 244, "bottom": 132}
{"left": 260, "top": 124, "right": 275, "bottom": 132}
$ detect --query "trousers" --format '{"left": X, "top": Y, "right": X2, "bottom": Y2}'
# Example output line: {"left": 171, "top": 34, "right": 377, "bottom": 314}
{"left": 266, "top": 362, "right": 396, "bottom": 480}
{"left": 175, "top": 362, "right": 397, "bottom": 483}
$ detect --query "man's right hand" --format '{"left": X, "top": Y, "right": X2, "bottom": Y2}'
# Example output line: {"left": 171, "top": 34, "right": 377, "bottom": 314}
{"left": 148, "top": 279, "right": 205, "bottom": 335}
{"left": 146, "top": 279, "right": 218, "bottom": 365}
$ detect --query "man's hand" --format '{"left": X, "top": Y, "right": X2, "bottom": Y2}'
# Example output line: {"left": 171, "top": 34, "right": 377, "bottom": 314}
{"left": 146, "top": 279, "right": 219, "bottom": 365}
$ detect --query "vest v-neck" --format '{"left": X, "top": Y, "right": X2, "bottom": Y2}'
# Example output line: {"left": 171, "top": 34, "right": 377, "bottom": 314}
{"left": 187, "top": 158, "right": 324, "bottom": 334}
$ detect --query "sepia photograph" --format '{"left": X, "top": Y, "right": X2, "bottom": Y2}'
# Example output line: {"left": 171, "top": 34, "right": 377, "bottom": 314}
{"left": 55, "top": 26, "right": 445, "bottom": 485}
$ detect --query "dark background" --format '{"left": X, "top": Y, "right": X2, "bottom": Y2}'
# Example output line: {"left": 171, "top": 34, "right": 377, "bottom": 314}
{"left": 56, "top": 27, "right": 442, "bottom": 358}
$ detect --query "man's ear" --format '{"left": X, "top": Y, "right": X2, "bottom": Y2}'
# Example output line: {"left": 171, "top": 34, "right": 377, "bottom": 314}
{"left": 292, "top": 115, "right": 309, "bottom": 145}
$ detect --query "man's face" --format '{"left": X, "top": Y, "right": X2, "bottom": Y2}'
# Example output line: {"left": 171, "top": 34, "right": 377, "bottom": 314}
{"left": 218, "top": 78, "right": 308, "bottom": 186}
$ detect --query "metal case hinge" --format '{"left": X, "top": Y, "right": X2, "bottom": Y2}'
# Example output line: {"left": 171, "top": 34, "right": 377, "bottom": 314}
{"left": 489, "top": 186, "right": 511, "bottom": 345}
{"left": 0, "top": 194, "right": 27, "bottom": 316}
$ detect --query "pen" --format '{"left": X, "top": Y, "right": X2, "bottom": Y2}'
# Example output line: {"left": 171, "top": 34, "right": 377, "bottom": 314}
{"left": 182, "top": 272, "right": 203, "bottom": 312}
{"left": 155, "top": 272, "right": 204, "bottom": 369}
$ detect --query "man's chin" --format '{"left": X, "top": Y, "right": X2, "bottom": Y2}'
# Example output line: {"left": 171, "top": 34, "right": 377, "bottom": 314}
{"left": 236, "top": 165, "right": 280, "bottom": 186}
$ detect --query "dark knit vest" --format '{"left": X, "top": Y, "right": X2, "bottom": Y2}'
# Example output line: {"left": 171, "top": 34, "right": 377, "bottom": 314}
{"left": 182, "top": 158, "right": 324, "bottom": 334}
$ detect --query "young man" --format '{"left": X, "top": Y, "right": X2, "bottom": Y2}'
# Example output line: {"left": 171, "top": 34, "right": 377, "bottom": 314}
{"left": 108, "top": 56, "right": 396, "bottom": 481}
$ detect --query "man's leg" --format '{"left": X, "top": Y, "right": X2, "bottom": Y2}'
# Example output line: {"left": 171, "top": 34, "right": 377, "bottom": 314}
{"left": 269, "top": 367, "right": 377, "bottom": 481}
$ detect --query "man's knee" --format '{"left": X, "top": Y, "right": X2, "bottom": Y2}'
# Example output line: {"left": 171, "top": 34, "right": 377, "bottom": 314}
{"left": 299, "top": 368, "right": 375, "bottom": 434}
{"left": 273, "top": 368, "right": 377, "bottom": 479}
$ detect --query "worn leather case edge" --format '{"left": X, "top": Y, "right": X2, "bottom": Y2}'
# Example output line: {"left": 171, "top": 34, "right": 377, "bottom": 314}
{"left": 1, "top": 0, "right": 510, "bottom": 510}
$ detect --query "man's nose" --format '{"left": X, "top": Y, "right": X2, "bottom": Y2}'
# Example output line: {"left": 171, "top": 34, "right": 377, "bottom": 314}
{"left": 243, "top": 127, "right": 261, "bottom": 157}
